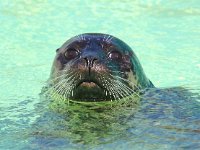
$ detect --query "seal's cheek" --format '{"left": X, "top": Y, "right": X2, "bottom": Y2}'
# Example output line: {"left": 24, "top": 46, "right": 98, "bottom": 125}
{"left": 121, "top": 63, "right": 131, "bottom": 72}
{"left": 127, "top": 70, "right": 138, "bottom": 89}
{"left": 55, "top": 54, "right": 68, "bottom": 70}
{"left": 120, "top": 55, "right": 132, "bottom": 72}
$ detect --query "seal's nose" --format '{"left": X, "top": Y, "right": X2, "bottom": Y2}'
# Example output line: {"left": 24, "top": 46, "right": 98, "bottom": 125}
{"left": 82, "top": 55, "right": 98, "bottom": 77}
{"left": 84, "top": 56, "right": 97, "bottom": 68}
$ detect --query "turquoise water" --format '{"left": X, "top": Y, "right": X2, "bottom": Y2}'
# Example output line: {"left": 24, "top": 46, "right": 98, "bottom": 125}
{"left": 0, "top": 0, "right": 200, "bottom": 149}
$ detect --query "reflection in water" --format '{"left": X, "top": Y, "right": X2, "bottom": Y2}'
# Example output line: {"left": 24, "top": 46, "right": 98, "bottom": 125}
{"left": 28, "top": 87, "right": 200, "bottom": 149}
{"left": 32, "top": 93, "right": 140, "bottom": 146}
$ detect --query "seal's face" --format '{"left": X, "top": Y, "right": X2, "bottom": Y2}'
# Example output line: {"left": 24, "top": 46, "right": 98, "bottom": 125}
{"left": 49, "top": 33, "right": 153, "bottom": 102}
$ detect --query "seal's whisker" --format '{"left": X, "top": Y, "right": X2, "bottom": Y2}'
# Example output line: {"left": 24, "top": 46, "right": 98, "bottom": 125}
{"left": 105, "top": 77, "right": 119, "bottom": 100}
{"left": 105, "top": 35, "right": 110, "bottom": 42}
{"left": 57, "top": 75, "right": 77, "bottom": 96}
{"left": 108, "top": 70, "right": 125, "bottom": 75}
{"left": 46, "top": 73, "right": 77, "bottom": 100}
{"left": 108, "top": 82, "right": 120, "bottom": 101}
{"left": 114, "top": 80, "right": 140, "bottom": 97}
{"left": 100, "top": 77, "right": 116, "bottom": 101}
{"left": 54, "top": 81, "right": 68, "bottom": 98}
{"left": 51, "top": 78, "right": 71, "bottom": 96}
{"left": 119, "top": 82, "right": 141, "bottom": 98}
{"left": 63, "top": 79, "right": 76, "bottom": 103}
{"left": 76, "top": 35, "right": 82, "bottom": 41}
{"left": 105, "top": 35, "right": 113, "bottom": 43}
{"left": 105, "top": 64, "right": 119, "bottom": 68}
{"left": 48, "top": 60, "right": 79, "bottom": 82}
{"left": 98, "top": 73, "right": 139, "bottom": 101}
{"left": 105, "top": 86, "right": 115, "bottom": 101}
{"left": 52, "top": 77, "right": 75, "bottom": 101}
{"left": 103, "top": 35, "right": 106, "bottom": 42}
{"left": 111, "top": 74, "right": 141, "bottom": 91}
{"left": 112, "top": 80, "right": 131, "bottom": 98}
{"left": 48, "top": 80, "right": 66, "bottom": 99}
{"left": 101, "top": 75, "right": 127, "bottom": 101}
{"left": 44, "top": 79, "right": 66, "bottom": 95}
{"left": 80, "top": 34, "right": 84, "bottom": 41}
{"left": 108, "top": 79, "right": 126, "bottom": 100}
{"left": 47, "top": 71, "right": 75, "bottom": 83}
{"left": 107, "top": 73, "right": 141, "bottom": 99}
{"left": 112, "top": 80, "right": 133, "bottom": 100}
{"left": 47, "top": 71, "right": 76, "bottom": 87}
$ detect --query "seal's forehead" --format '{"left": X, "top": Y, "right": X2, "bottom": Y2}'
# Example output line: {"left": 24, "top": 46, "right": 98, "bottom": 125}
{"left": 60, "top": 33, "right": 133, "bottom": 54}
{"left": 81, "top": 33, "right": 133, "bottom": 51}
{"left": 71, "top": 33, "right": 114, "bottom": 43}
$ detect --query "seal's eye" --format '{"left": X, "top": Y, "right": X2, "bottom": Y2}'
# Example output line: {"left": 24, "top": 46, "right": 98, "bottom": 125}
{"left": 64, "top": 48, "right": 79, "bottom": 59}
{"left": 108, "top": 51, "right": 122, "bottom": 61}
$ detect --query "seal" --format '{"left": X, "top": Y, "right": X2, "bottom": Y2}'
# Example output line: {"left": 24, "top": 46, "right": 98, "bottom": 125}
{"left": 47, "top": 33, "right": 154, "bottom": 102}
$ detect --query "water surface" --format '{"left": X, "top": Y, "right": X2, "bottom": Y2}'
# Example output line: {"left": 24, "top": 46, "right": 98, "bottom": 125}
{"left": 0, "top": 1, "right": 200, "bottom": 149}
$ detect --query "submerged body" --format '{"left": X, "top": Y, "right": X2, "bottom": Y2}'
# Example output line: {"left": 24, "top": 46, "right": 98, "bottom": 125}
{"left": 48, "top": 33, "right": 154, "bottom": 102}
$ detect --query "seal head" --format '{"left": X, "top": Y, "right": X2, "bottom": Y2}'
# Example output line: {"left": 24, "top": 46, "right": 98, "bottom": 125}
{"left": 48, "top": 33, "right": 154, "bottom": 102}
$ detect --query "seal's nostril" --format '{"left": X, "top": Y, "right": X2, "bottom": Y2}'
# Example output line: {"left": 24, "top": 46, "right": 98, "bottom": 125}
{"left": 83, "top": 57, "right": 98, "bottom": 76}
{"left": 84, "top": 58, "right": 89, "bottom": 67}
{"left": 84, "top": 57, "right": 97, "bottom": 68}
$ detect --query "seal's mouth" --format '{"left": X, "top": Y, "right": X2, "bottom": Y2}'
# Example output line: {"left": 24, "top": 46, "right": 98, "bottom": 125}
{"left": 70, "top": 79, "right": 109, "bottom": 102}
{"left": 76, "top": 79, "right": 103, "bottom": 89}
{"left": 79, "top": 81, "right": 98, "bottom": 88}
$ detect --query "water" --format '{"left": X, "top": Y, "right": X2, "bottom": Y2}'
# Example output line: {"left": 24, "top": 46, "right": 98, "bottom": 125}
{"left": 0, "top": 0, "right": 200, "bottom": 149}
